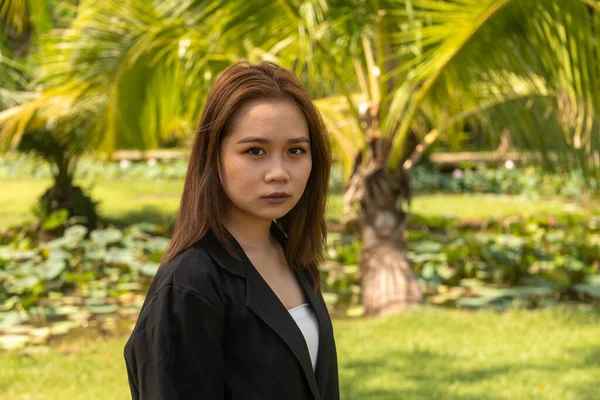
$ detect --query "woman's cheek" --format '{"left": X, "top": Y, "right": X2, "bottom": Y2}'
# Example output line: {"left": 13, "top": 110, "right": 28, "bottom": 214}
{"left": 301, "top": 158, "right": 312, "bottom": 182}
{"left": 230, "top": 155, "right": 250, "bottom": 174}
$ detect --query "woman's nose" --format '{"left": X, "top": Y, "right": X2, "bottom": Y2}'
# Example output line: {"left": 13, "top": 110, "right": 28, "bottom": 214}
{"left": 265, "top": 159, "right": 290, "bottom": 182}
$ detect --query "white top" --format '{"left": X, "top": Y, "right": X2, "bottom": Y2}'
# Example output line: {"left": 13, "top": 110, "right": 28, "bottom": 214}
{"left": 288, "top": 303, "right": 319, "bottom": 370}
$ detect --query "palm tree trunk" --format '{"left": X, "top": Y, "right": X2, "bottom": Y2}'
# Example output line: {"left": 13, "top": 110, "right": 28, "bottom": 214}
{"left": 40, "top": 154, "right": 98, "bottom": 230}
{"left": 346, "top": 138, "right": 422, "bottom": 316}
{"left": 40, "top": 156, "right": 76, "bottom": 217}
{"left": 54, "top": 155, "right": 73, "bottom": 194}
{"left": 360, "top": 221, "right": 422, "bottom": 316}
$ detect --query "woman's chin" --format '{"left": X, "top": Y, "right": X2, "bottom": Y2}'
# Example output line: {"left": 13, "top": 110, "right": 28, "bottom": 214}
{"left": 253, "top": 208, "right": 292, "bottom": 221}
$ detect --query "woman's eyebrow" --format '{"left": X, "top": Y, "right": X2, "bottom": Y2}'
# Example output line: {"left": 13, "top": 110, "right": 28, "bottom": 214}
{"left": 236, "top": 136, "right": 310, "bottom": 144}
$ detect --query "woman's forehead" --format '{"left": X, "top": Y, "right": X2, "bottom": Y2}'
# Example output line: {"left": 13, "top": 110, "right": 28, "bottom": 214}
{"left": 227, "top": 99, "right": 309, "bottom": 140}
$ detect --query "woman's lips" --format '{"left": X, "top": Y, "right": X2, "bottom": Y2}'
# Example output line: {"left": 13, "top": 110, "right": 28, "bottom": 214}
{"left": 262, "top": 195, "right": 289, "bottom": 204}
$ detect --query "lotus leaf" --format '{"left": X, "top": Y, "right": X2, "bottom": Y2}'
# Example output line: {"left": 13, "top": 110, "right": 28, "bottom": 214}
{"left": 44, "top": 236, "right": 72, "bottom": 249}
{"left": 30, "top": 327, "right": 51, "bottom": 344}
{"left": 89, "top": 289, "right": 108, "bottom": 299}
{"left": 345, "top": 305, "right": 364, "bottom": 318}
{"left": 140, "top": 263, "right": 159, "bottom": 276}
{"left": 51, "top": 305, "right": 82, "bottom": 317}
{"left": 0, "top": 311, "right": 28, "bottom": 328}
{"left": 91, "top": 228, "right": 123, "bottom": 245}
{"left": 36, "top": 259, "right": 67, "bottom": 280}
{"left": 67, "top": 310, "right": 92, "bottom": 322}
{"left": 459, "top": 278, "right": 485, "bottom": 288}
{"left": 322, "top": 292, "right": 339, "bottom": 305}
{"left": 85, "top": 297, "right": 109, "bottom": 306}
{"left": 429, "top": 292, "right": 459, "bottom": 306}
{"left": 438, "top": 265, "right": 457, "bottom": 281}
{"left": 0, "top": 334, "right": 29, "bottom": 350}
{"left": 115, "top": 282, "right": 142, "bottom": 291}
{"left": 48, "top": 235, "right": 83, "bottom": 250}
{"left": 88, "top": 304, "right": 119, "bottom": 314}
{"left": 584, "top": 275, "right": 600, "bottom": 284}
{"left": 45, "top": 248, "right": 70, "bottom": 261}
{"left": 8, "top": 276, "right": 40, "bottom": 294}
{"left": 342, "top": 264, "right": 359, "bottom": 275}
{"left": 85, "top": 244, "right": 107, "bottom": 260}
{"left": 145, "top": 237, "right": 170, "bottom": 252}
{"left": 1, "top": 296, "right": 20, "bottom": 311}
{"left": 130, "top": 222, "right": 162, "bottom": 234}
{"left": 409, "top": 252, "right": 447, "bottom": 263}
{"left": 50, "top": 320, "right": 77, "bottom": 335}
{"left": 476, "top": 286, "right": 555, "bottom": 299}
{"left": 11, "top": 250, "right": 37, "bottom": 261}
{"left": 456, "top": 297, "right": 490, "bottom": 309}
{"left": 0, "top": 245, "right": 12, "bottom": 260}
{"left": 118, "top": 306, "right": 143, "bottom": 316}
{"left": 409, "top": 241, "right": 443, "bottom": 253}
{"left": 64, "top": 225, "right": 88, "bottom": 239}
{"left": 418, "top": 262, "right": 436, "bottom": 280}
{"left": 42, "top": 209, "right": 69, "bottom": 231}
{"left": 105, "top": 247, "right": 136, "bottom": 265}
{"left": 574, "top": 284, "right": 600, "bottom": 298}
{"left": 496, "top": 234, "right": 526, "bottom": 248}
{"left": 546, "top": 231, "right": 566, "bottom": 242}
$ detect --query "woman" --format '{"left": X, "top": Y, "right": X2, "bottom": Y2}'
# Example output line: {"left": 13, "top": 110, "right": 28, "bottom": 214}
{"left": 124, "top": 61, "right": 339, "bottom": 400}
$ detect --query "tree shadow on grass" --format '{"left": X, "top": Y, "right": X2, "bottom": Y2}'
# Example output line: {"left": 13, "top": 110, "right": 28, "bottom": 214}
{"left": 563, "top": 345, "right": 600, "bottom": 400}
{"left": 100, "top": 205, "right": 176, "bottom": 229}
{"left": 340, "top": 348, "right": 499, "bottom": 400}
{"left": 339, "top": 345, "right": 598, "bottom": 400}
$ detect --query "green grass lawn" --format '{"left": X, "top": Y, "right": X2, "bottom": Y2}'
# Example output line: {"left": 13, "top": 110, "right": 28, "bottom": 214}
{"left": 0, "top": 179, "right": 184, "bottom": 227}
{"left": 2, "top": 178, "right": 599, "bottom": 399}
{"left": 409, "top": 193, "right": 586, "bottom": 221}
{"left": 0, "top": 179, "right": 591, "bottom": 228}
{"left": 0, "top": 306, "right": 598, "bottom": 400}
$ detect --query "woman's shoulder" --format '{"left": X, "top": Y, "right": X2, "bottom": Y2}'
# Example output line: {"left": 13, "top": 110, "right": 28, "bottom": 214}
{"left": 146, "top": 239, "right": 224, "bottom": 303}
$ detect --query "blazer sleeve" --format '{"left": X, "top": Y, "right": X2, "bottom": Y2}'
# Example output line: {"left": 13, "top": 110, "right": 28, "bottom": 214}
{"left": 124, "top": 285, "right": 225, "bottom": 400}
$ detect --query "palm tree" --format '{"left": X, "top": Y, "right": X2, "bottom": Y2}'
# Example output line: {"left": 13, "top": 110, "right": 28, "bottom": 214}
{"left": 2, "top": 0, "right": 599, "bottom": 315}
{"left": 0, "top": 0, "right": 220, "bottom": 227}
{"left": 0, "top": 0, "right": 49, "bottom": 110}
{"left": 0, "top": 0, "right": 103, "bottom": 228}
{"left": 210, "top": 0, "right": 600, "bottom": 315}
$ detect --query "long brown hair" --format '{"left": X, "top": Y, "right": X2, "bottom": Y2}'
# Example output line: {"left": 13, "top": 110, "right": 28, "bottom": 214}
{"left": 161, "top": 61, "right": 331, "bottom": 291}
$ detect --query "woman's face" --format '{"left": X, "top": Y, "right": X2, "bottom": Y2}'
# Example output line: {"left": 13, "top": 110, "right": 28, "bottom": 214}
{"left": 219, "top": 98, "right": 312, "bottom": 225}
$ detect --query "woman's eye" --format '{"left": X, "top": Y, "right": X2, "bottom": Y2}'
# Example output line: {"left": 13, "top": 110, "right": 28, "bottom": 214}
{"left": 246, "top": 147, "right": 265, "bottom": 156}
{"left": 289, "top": 147, "right": 306, "bottom": 155}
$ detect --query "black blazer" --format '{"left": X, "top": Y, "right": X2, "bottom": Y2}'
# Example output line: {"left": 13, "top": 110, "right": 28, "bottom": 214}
{"left": 124, "top": 222, "right": 340, "bottom": 400}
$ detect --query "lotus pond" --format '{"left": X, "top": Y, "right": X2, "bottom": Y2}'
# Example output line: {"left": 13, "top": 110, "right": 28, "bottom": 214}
{"left": 2, "top": 209, "right": 599, "bottom": 349}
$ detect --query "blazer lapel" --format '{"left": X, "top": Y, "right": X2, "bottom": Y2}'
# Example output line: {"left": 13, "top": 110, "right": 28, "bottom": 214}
{"left": 245, "top": 266, "right": 321, "bottom": 400}
{"left": 294, "top": 268, "right": 333, "bottom": 399}
{"left": 205, "top": 222, "right": 327, "bottom": 400}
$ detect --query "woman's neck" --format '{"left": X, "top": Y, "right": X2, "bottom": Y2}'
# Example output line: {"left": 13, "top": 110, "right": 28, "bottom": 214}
{"left": 222, "top": 214, "right": 277, "bottom": 252}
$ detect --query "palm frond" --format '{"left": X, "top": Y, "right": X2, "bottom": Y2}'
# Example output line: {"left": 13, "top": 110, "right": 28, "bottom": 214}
{"left": 384, "top": 0, "right": 600, "bottom": 178}
{"left": 0, "top": 0, "right": 52, "bottom": 35}
{"left": 314, "top": 94, "right": 366, "bottom": 181}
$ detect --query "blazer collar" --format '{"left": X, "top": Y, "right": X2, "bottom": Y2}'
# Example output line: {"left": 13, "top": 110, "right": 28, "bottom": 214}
{"left": 202, "top": 221, "right": 327, "bottom": 400}
{"left": 201, "top": 221, "right": 290, "bottom": 278}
